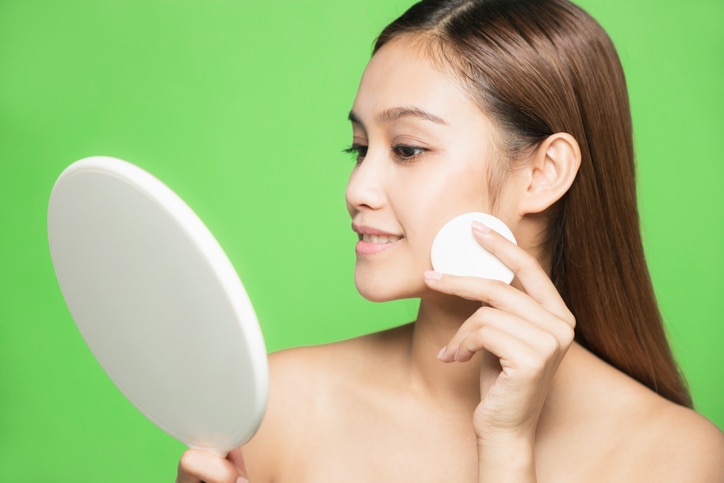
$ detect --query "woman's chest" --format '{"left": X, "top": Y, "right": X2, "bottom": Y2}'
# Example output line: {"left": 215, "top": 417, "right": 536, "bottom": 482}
{"left": 286, "top": 433, "right": 479, "bottom": 482}
{"left": 266, "top": 409, "right": 619, "bottom": 483}
{"left": 272, "top": 403, "right": 481, "bottom": 482}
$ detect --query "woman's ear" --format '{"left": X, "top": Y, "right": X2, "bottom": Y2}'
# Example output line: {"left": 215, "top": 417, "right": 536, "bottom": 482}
{"left": 518, "top": 132, "right": 581, "bottom": 215}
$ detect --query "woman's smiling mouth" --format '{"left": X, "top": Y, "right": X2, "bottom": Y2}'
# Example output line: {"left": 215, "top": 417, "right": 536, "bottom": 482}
{"left": 353, "top": 224, "right": 404, "bottom": 255}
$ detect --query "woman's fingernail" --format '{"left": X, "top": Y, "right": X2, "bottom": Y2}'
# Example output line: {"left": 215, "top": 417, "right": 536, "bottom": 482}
{"left": 424, "top": 270, "right": 443, "bottom": 280}
{"left": 236, "top": 477, "right": 249, "bottom": 483}
{"left": 471, "top": 221, "right": 492, "bottom": 235}
{"left": 436, "top": 346, "right": 447, "bottom": 359}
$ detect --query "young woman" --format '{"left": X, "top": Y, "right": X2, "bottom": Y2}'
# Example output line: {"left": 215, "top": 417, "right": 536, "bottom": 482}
{"left": 177, "top": 0, "right": 724, "bottom": 481}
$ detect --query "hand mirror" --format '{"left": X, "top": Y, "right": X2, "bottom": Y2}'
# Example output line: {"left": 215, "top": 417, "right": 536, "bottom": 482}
{"left": 47, "top": 156, "right": 268, "bottom": 456}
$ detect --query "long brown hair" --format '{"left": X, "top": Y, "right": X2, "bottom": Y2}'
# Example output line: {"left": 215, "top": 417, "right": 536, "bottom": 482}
{"left": 375, "top": 0, "right": 691, "bottom": 407}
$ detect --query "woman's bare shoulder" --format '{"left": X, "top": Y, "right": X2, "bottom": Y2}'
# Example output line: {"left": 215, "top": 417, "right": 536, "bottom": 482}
{"left": 630, "top": 400, "right": 724, "bottom": 482}
{"left": 555, "top": 347, "right": 724, "bottom": 482}
{"left": 599, "top": 380, "right": 724, "bottom": 482}
{"left": 265, "top": 330, "right": 396, "bottom": 408}
{"left": 242, "top": 324, "right": 413, "bottom": 478}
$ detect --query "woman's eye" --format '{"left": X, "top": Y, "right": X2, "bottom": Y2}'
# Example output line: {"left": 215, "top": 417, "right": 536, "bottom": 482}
{"left": 393, "top": 144, "right": 425, "bottom": 161}
{"left": 343, "top": 144, "right": 368, "bottom": 163}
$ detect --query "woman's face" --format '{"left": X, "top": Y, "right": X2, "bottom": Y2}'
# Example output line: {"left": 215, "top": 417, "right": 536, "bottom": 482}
{"left": 346, "top": 36, "right": 518, "bottom": 302}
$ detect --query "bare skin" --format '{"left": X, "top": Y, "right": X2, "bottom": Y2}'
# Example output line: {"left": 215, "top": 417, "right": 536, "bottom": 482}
{"left": 177, "top": 37, "right": 724, "bottom": 482}
{"left": 180, "top": 326, "right": 724, "bottom": 482}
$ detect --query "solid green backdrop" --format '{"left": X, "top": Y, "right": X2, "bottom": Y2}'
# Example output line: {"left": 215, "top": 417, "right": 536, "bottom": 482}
{"left": 1, "top": 0, "right": 721, "bottom": 480}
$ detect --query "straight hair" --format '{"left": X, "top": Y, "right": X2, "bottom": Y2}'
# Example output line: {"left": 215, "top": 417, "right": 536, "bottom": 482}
{"left": 375, "top": 0, "right": 692, "bottom": 407}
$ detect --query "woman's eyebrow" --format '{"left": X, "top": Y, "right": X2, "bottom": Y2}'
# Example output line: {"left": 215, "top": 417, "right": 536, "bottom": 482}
{"left": 347, "top": 107, "right": 447, "bottom": 126}
{"left": 379, "top": 107, "right": 447, "bottom": 125}
{"left": 348, "top": 111, "right": 363, "bottom": 125}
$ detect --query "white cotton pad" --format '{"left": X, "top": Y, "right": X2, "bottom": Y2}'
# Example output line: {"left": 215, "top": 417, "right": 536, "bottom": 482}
{"left": 430, "top": 212, "right": 517, "bottom": 283}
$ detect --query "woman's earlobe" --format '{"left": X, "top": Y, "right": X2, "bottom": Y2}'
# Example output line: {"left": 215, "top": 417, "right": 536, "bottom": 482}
{"left": 520, "top": 132, "right": 581, "bottom": 215}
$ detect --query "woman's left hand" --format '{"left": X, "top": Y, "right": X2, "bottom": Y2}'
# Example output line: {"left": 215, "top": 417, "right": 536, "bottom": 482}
{"left": 424, "top": 221, "right": 576, "bottom": 468}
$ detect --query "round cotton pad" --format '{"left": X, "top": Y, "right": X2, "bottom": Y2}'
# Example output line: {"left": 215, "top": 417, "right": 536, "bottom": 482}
{"left": 430, "top": 212, "right": 517, "bottom": 283}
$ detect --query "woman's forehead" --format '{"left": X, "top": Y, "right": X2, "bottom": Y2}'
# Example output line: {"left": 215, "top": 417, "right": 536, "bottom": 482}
{"left": 351, "top": 37, "right": 477, "bottom": 127}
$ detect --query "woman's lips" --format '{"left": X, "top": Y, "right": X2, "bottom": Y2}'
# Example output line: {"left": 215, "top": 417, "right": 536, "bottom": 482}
{"left": 352, "top": 223, "right": 403, "bottom": 255}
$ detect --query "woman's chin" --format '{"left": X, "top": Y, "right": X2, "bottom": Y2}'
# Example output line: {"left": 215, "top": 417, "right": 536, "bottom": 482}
{"left": 353, "top": 275, "right": 423, "bottom": 303}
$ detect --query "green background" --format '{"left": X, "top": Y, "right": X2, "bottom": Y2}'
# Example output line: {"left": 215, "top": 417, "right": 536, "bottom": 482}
{"left": 1, "top": 0, "right": 721, "bottom": 480}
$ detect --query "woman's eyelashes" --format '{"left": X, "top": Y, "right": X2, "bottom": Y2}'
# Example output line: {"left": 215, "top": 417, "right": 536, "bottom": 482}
{"left": 343, "top": 143, "right": 427, "bottom": 164}
{"left": 343, "top": 144, "right": 368, "bottom": 163}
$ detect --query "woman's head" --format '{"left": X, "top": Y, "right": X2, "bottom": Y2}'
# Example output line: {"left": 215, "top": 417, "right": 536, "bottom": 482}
{"left": 351, "top": 0, "right": 691, "bottom": 406}
{"left": 345, "top": 1, "right": 587, "bottom": 302}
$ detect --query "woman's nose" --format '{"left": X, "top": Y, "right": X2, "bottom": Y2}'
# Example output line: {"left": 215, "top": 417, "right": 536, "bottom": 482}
{"left": 345, "top": 154, "right": 386, "bottom": 214}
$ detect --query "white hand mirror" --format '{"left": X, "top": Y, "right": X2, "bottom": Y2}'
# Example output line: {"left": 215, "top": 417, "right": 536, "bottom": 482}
{"left": 47, "top": 156, "right": 268, "bottom": 456}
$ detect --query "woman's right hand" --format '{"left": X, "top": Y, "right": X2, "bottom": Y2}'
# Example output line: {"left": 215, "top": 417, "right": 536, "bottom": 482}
{"left": 176, "top": 447, "right": 248, "bottom": 483}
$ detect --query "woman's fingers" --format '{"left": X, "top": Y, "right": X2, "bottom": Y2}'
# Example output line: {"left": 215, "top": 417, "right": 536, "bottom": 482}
{"left": 227, "top": 448, "right": 247, "bottom": 479}
{"left": 437, "top": 306, "right": 569, "bottom": 370}
{"left": 471, "top": 222, "right": 575, "bottom": 327}
{"left": 424, "top": 272, "right": 574, "bottom": 346}
{"left": 438, "top": 306, "right": 538, "bottom": 362}
{"left": 177, "top": 449, "right": 246, "bottom": 483}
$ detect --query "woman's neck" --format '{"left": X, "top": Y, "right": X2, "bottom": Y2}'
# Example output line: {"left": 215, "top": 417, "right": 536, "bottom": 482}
{"left": 405, "top": 295, "right": 484, "bottom": 410}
